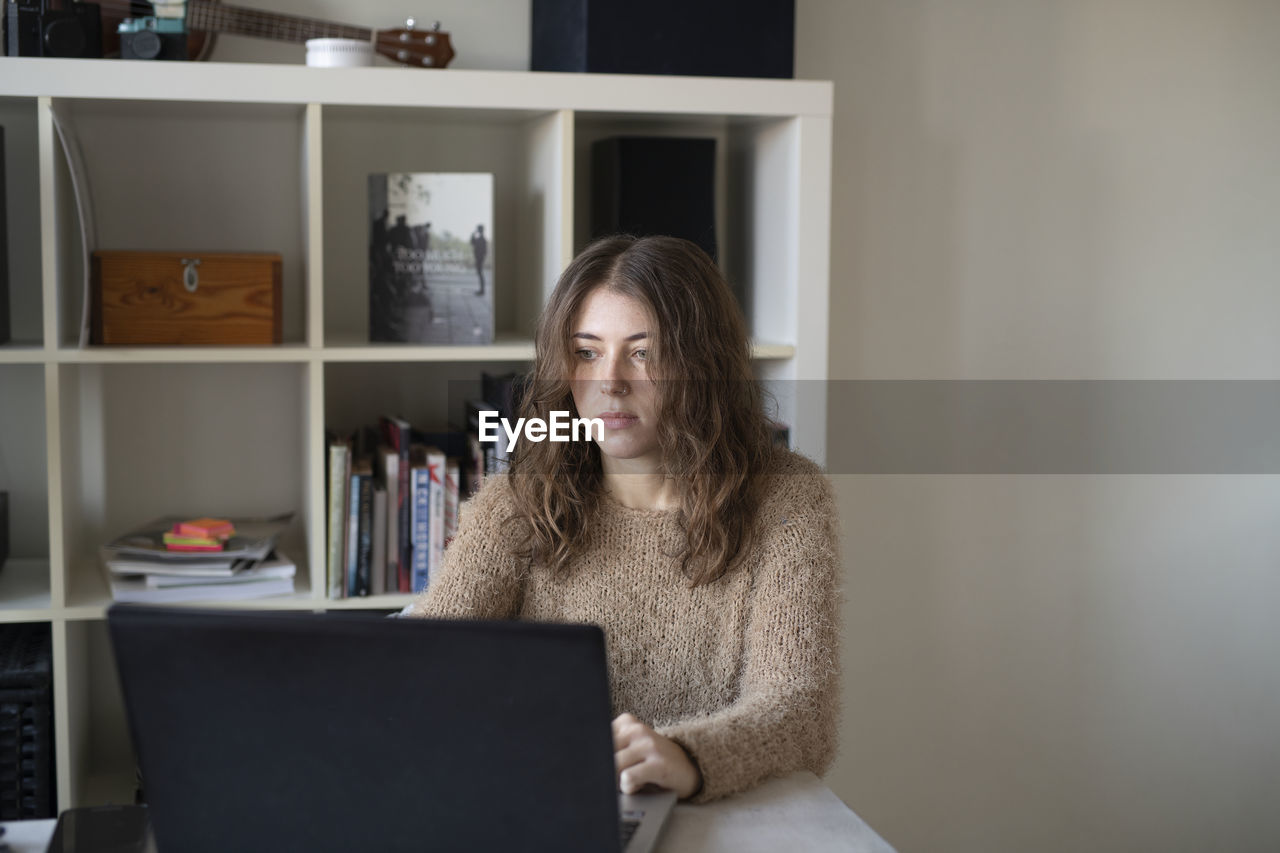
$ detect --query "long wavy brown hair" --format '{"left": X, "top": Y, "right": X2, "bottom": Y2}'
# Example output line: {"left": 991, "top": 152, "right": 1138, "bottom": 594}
{"left": 507, "top": 235, "right": 774, "bottom": 586}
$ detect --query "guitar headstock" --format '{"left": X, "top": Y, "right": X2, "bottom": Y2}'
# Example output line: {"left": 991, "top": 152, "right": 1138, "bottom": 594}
{"left": 375, "top": 20, "right": 456, "bottom": 68}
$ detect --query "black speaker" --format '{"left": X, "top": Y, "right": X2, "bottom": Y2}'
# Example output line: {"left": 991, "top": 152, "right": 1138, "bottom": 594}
{"left": 532, "top": 0, "right": 794, "bottom": 79}
{"left": 590, "top": 137, "right": 717, "bottom": 263}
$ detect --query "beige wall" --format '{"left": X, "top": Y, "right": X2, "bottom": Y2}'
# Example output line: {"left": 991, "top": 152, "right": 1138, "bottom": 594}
{"left": 798, "top": 1, "right": 1280, "bottom": 851}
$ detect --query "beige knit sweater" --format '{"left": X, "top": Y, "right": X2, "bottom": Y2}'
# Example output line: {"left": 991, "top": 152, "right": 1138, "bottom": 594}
{"left": 406, "top": 449, "right": 840, "bottom": 803}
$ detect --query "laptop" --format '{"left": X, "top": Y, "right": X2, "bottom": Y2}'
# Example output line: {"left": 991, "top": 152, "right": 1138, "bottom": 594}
{"left": 106, "top": 604, "right": 677, "bottom": 853}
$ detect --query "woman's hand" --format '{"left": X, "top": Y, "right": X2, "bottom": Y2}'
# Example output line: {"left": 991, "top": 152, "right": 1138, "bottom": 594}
{"left": 612, "top": 713, "right": 702, "bottom": 800}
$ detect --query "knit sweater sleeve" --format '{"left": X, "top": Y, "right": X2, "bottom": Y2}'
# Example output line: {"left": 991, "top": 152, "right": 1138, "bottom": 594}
{"left": 657, "top": 471, "right": 842, "bottom": 803}
{"left": 403, "top": 476, "right": 526, "bottom": 620}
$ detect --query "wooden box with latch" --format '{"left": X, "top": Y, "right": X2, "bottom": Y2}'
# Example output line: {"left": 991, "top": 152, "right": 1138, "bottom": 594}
{"left": 90, "top": 251, "right": 282, "bottom": 345}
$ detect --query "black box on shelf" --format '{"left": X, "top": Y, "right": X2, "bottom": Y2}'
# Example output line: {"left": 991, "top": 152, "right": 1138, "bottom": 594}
{"left": 591, "top": 137, "right": 718, "bottom": 263}
{"left": 0, "top": 622, "right": 56, "bottom": 820}
{"left": 531, "top": 0, "right": 794, "bottom": 79}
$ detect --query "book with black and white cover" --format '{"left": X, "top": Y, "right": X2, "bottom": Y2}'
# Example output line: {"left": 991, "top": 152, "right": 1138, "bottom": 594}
{"left": 368, "top": 172, "right": 494, "bottom": 345}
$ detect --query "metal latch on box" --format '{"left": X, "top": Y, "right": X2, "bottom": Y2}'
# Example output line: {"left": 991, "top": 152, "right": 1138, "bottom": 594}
{"left": 180, "top": 258, "right": 201, "bottom": 292}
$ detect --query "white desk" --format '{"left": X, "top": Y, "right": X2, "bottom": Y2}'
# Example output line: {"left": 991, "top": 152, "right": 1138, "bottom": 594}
{"left": 2, "top": 773, "right": 894, "bottom": 852}
{"left": 660, "top": 772, "right": 895, "bottom": 853}
{"left": 0, "top": 817, "right": 56, "bottom": 853}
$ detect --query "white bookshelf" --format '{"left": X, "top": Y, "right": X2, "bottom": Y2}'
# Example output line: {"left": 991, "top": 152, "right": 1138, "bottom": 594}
{"left": 0, "top": 57, "right": 832, "bottom": 811}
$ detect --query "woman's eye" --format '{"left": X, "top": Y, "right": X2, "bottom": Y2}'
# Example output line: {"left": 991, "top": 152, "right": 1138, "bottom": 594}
{"left": 575, "top": 348, "right": 597, "bottom": 360}
{"left": 633, "top": 349, "right": 648, "bottom": 361}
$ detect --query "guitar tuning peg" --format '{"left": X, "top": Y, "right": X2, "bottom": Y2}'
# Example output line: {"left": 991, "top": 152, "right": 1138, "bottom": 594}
{"left": 405, "top": 17, "right": 416, "bottom": 29}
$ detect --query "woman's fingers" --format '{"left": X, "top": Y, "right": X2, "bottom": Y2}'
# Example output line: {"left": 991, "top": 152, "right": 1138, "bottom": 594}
{"left": 613, "top": 714, "right": 657, "bottom": 788}
{"left": 614, "top": 740, "right": 651, "bottom": 774}
{"left": 611, "top": 712, "right": 699, "bottom": 798}
{"left": 612, "top": 712, "right": 644, "bottom": 751}
{"left": 619, "top": 757, "right": 666, "bottom": 794}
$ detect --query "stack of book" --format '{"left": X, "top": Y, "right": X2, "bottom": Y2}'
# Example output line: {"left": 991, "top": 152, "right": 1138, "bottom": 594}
{"left": 325, "top": 373, "right": 525, "bottom": 601}
{"left": 100, "top": 515, "right": 296, "bottom": 603}
{"left": 326, "top": 420, "right": 464, "bottom": 600}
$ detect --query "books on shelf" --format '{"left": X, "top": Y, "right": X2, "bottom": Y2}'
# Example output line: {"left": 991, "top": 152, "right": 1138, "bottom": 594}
{"left": 370, "top": 485, "right": 387, "bottom": 597}
{"left": 444, "top": 459, "right": 459, "bottom": 549}
{"left": 379, "top": 415, "right": 412, "bottom": 593}
{"left": 327, "top": 417, "right": 468, "bottom": 601}
{"left": 409, "top": 444, "right": 446, "bottom": 594}
{"left": 351, "top": 455, "right": 374, "bottom": 597}
{"left": 105, "top": 551, "right": 297, "bottom": 604}
{"left": 101, "top": 515, "right": 296, "bottom": 603}
{"left": 326, "top": 436, "right": 350, "bottom": 600}
{"left": 100, "top": 553, "right": 256, "bottom": 578}
{"left": 141, "top": 555, "right": 296, "bottom": 588}
{"left": 377, "top": 445, "right": 399, "bottom": 595}
{"left": 368, "top": 172, "right": 495, "bottom": 345}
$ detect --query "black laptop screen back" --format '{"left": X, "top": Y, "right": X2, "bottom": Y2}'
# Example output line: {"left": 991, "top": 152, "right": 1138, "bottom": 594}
{"left": 107, "top": 605, "right": 621, "bottom": 853}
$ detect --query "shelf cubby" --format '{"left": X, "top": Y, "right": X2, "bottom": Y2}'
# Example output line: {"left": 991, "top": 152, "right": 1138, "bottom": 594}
{"left": 0, "top": 364, "right": 50, "bottom": 618}
{"left": 1, "top": 96, "right": 43, "bottom": 350}
{"left": 55, "top": 362, "right": 311, "bottom": 611}
{"left": 58, "top": 618, "right": 134, "bottom": 811}
{"left": 320, "top": 105, "right": 571, "bottom": 347}
{"left": 49, "top": 98, "right": 311, "bottom": 348}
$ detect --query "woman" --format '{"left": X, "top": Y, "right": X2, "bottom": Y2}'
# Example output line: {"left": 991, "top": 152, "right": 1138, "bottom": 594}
{"left": 407, "top": 235, "right": 840, "bottom": 803}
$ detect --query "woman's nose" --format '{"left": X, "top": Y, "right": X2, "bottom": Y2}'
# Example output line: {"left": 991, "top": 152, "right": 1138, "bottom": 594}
{"left": 600, "top": 353, "right": 631, "bottom": 396}
{"left": 601, "top": 377, "right": 630, "bottom": 396}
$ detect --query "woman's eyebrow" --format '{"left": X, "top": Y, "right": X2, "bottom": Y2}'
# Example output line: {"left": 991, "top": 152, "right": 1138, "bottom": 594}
{"left": 572, "top": 331, "right": 649, "bottom": 341}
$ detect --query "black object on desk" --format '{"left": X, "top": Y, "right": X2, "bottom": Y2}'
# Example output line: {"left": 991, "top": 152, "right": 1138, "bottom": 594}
{"left": 107, "top": 604, "right": 625, "bottom": 853}
{"left": 47, "top": 805, "right": 151, "bottom": 852}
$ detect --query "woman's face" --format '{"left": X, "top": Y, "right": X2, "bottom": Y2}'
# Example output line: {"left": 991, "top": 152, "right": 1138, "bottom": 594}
{"left": 569, "top": 287, "right": 662, "bottom": 473}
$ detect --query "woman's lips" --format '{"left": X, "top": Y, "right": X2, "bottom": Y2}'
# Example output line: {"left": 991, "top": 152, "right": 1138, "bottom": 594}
{"left": 598, "top": 412, "right": 638, "bottom": 430}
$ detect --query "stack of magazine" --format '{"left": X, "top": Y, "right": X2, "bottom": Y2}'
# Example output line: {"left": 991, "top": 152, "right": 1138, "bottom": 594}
{"left": 100, "top": 515, "right": 297, "bottom": 604}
